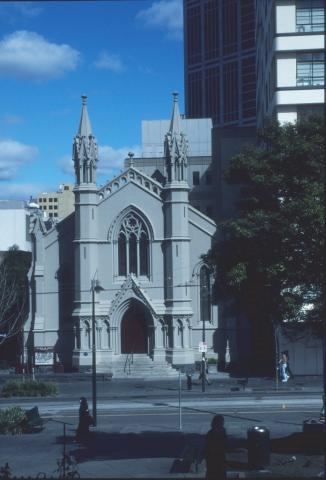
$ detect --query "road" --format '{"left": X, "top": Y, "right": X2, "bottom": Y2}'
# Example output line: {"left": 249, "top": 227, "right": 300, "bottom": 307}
{"left": 1, "top": 392, "right": 322, "bottom": 438}
{"left": 0, "top": 390, "right": 323, "bottom": 478}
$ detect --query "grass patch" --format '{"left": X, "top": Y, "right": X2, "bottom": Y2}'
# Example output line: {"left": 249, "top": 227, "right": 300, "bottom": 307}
{"left": 0, "top": 407, "right": 25, "bottom": 434}
{"left": 1, "top": 380, "right": 58, "bottom": 397}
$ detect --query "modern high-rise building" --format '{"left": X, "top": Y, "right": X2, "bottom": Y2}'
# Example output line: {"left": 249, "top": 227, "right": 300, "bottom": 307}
{"left": 184, "top": 0, "right": 256, "bottom": 127}
{"left": 256, "top": 0, "right": 325, "bottom": 126}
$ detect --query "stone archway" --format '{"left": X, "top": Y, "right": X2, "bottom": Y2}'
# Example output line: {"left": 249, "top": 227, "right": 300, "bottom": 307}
{"left": 121, "top": 300, "right": 153, "bottom": 354}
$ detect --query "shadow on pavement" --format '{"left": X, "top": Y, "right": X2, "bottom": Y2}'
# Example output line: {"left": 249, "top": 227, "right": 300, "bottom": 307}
{"left": 68, "top": 432, "right": 203, "bottom": 462}
{"left": 271, "top": 432, "right": 324, "bottom": 455}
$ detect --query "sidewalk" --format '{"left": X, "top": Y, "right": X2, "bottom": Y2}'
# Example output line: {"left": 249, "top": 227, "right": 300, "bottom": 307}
{"left": 0, "top": 371, "right": 323, "bottom": 398}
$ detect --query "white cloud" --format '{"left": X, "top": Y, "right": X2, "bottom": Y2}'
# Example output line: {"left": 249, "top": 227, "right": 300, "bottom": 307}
{"left": 0, "top": 182, "right": 48, "bottom": 201}
{"left": 136, "top": 0, "right": 183, "bottom": 40}
{"left": 58, "top": 144, "right": 142, "bottom": 180}
{"left": 98, "top": 145, "right": 141, "bottom": 177}
{"left": 0, "top": 31, "right": 80, "bottom": 80}
{"left": 0, "top": 139, "right": 38, "bottom": 180}
{"left": 2, "top": 114, "right": 24, "bottom": 125}
{"left": 58, "top": 154, "right": 74, "bottom": 176}
{"left": 94, "top": 52, "right": 125, "bottom": 72}
{"left": 13, "top": 3, "right": 42, "bottom": 18}
{"left": 0, "top": 3, "right": 42, "bottom": 21}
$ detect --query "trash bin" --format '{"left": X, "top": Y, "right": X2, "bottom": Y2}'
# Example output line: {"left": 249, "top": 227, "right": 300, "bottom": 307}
{"left": 247, "top": 426, "right": 270, "bottom": 469}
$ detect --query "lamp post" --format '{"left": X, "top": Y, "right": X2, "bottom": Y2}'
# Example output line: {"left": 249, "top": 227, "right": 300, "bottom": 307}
{"left": 91, "top": 278, "right": 104, "bottom": 426}
{"left": 201, "top": 316, "right": 206, "bottom": 393}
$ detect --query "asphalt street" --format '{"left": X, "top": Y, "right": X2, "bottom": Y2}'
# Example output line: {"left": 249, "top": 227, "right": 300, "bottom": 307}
{"left": 0, "top": 375, "right": 324, "bottom": 478}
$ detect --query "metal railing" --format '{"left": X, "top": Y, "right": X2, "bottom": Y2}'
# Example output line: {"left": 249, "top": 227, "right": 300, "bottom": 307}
{"left": 124, "top": 345, "right": 135, "bottom": 375}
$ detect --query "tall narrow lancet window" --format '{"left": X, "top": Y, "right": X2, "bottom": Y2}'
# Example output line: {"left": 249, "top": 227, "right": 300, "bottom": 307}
{"left": 118, "top": 233, "right": 127, "bottom": 276}
{"left": 118, "top": 213, "right": 150, "bottom": 277}
{"left": 139, "top": 232, "right": 149, "bottom": 275}
{"left": 129, "top": 233, "right": 137, "bottom": 274}
{"left": 200, "top": 265, "right": 211, "bottom": 322}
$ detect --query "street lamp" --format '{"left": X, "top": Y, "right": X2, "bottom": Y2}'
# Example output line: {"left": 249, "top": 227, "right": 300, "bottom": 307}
{"left": 91, "top": 278, "right": 104, "bottom": 426}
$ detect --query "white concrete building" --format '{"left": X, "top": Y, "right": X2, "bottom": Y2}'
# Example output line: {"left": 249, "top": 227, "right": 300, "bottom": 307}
{"left": 0, "top": 200, "right": 32, "bottom": 253}
{"left": 256, "top": 0, "right": 324, "bottom": 125}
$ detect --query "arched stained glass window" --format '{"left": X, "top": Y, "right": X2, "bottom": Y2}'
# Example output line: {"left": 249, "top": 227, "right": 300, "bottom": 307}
{"left": 200, "top": 265, "right": 211, "bottom": 322}
{"left": 118, "top": 213, "right": 150, "bottom": 277}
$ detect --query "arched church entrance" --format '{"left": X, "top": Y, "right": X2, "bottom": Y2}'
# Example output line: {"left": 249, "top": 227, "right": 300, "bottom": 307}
{"left": 121, "top": 300, "right": 153, "bottom": 354}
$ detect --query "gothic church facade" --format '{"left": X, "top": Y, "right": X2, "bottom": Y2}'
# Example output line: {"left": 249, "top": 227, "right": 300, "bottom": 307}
{"left": 26, "top": 94, "right": 218, "bottom": 374}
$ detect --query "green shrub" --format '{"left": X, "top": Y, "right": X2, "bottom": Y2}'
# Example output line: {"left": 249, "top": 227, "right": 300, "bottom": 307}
{"left": 207, "top": 357, "right": 217, "bottom": 364}
{"left": 1, "top": 380, "right": 58, "bottom": 397}
{"left": 0, "top": 406, "right": 25, "bottom": 434}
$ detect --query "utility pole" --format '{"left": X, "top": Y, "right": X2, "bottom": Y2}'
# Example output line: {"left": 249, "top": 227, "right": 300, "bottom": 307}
{"left": 91, "top": 278, "right": 104, "bottom": 427}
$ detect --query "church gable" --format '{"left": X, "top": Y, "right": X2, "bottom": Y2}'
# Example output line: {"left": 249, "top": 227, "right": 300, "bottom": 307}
{"left": 97, "top": 166, "right": 163, "bottom": 203}
{"left": 109, "top": 275, "right": 158, "bottom": 319}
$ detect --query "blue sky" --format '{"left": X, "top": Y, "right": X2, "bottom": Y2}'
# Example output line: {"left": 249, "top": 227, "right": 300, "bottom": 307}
{"left": 0, "top": 0, "right": 184, "bottom": 199}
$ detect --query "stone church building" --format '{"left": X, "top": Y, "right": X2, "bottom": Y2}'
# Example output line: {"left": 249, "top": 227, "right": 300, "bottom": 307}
{"left": 26, "top": 94, "right": 219, "bottom": 375}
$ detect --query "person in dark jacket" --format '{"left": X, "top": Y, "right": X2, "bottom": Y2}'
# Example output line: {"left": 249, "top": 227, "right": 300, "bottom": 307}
{"left": 76, "top": 397, "right": 93, "bottom": 441}
{"left": 203, "top": 414, "right": 227, "bottom": 480}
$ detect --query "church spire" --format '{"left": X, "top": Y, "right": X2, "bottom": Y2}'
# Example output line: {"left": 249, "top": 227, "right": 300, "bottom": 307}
{"left": 169, "top": 91, "right": 181, "bottom": 136}
{"left": 73, "top": 95, "right": 98, "bottom": 185}
{"left": 164, "top": 91, "right": 188, "bottom": 183}
{"left": 78, "top": 94, "right": 93, "bottom": 137}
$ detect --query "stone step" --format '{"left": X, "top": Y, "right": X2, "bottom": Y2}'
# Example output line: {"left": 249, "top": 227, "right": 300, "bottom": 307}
{"left": 109, "top": 354, "right": 179, "bottom": 378}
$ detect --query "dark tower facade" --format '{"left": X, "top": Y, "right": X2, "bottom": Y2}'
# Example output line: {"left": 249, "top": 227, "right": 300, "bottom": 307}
{"left": 184, "top": 0, "right": 256, "bottom": 127}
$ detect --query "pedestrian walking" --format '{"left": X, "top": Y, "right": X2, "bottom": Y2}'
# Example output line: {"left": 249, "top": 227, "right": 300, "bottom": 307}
{"left": 278, "top": 351, "right": 293, "bottom": 382}
{"left": 186, "top": 373, "right": 192, "bottom": 390}
{"left": 320, "top": 394, "right": 325, "bottom": 423}
{"left": 76, "top": 397, "right": 93, "bottom": 442}
{"left": 203, "top": 414, "right": 227, "bottom": 480}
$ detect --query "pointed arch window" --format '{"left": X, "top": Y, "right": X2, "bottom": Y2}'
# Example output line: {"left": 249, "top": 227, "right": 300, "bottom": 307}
{"left": 200, "top": 265, "right": 211, "bottom": 323}
{"left": 118, "top": 213, "right": 150, "bottom": 277}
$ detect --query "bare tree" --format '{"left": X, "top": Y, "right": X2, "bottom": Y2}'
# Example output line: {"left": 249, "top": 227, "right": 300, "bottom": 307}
{"left": 0, "top": 247, "right": 29, "bottom": 346}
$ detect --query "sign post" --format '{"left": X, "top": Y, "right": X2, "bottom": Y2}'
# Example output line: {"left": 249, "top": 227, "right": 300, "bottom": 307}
{"left": 199, "top": 341, "right": 208, "bottom": 392}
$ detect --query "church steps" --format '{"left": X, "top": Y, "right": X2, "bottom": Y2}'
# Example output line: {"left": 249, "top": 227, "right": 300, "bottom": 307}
{"left": 98, "top": 354, "right": 179, "bottom": 378}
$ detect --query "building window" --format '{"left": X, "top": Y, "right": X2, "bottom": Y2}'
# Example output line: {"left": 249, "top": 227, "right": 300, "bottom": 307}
{"left": 222, "top": 0, "right": 238, "bottom": 55}
{"left": 64, "top": 186, "right": 69, "bottom": 190}
{"left": 192, "top": 171, "right": 200, "bottom": 186}
{"left": 54, "top": 213, "right": 58, "bottom": 217}
{"left": 296, "top": 1, "right": 324, "bottom": 33}
{"left": 49, "top": 205, "right": 53, "bottom": 210}
{"left": 38, "top": 198, "right": 42, "bottom": 203}
{"left": 118, "top": 213, "right": 150, "bottom": 277}
{"left": 204, "top": 0, "right": 219, "bottom": 61}
{"left": 54, "top": 205, "right": 58, "bottom": 210}
{"left": 49, "top": 198, "right": 53, "bottom": 202}
{"left": 297, "top": 53, "right": 324, "bottom": 87}
{"left": 242, "top": 56, "right": 256, "bottom": 119}
{"left": 200, "top": 265, "right": 211, "bottom": 323}
{"left": 205, "top": 66, "right": 220, "bottom": 125}
{"left": 54, "top": 198, "right": 58, "bottom": 202}
{"left": 241, "top": 0, "right": 255, "bottom": 50}
{"left": 187, "top": 5, "right": 201, "bottom": 65}
{"left": 187, "top": 71, "right": 203, "bottom": 118}
{"left": 223, "top": 61, "right": 239, "bottom": 122}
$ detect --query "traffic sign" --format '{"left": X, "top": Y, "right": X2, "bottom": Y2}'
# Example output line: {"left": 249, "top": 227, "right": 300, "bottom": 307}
{"left": 198, "top": 341, "right": 207, "bottom": 352}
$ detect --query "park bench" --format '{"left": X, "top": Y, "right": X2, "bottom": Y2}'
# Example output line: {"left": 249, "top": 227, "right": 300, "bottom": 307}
{"left": 21, "top": 406, "right": 44, "bottom": 433}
